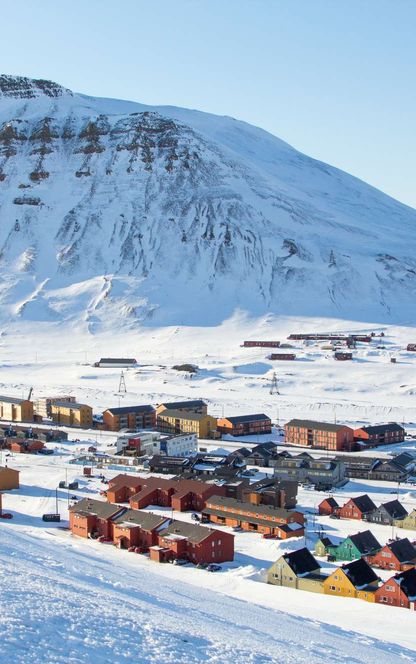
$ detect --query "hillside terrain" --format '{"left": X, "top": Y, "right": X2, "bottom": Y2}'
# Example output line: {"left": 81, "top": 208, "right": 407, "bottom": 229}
{"left": 0, "top": 75, "right": 415, "bottom": 330}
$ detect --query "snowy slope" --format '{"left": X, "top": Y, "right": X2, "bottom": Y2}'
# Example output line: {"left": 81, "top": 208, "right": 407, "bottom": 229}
{"left": 0, "top": 74, "right": 415, "bottom": 329}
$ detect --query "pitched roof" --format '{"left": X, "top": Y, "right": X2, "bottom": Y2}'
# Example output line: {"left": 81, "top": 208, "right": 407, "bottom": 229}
{"left": 380, "top": 500, "right": 408, "bottom": 519}
{"left": 159, "top": 400, "right": 207, "bottom": 409}
{"left": 349, "top": 494, "right": 377, "bottom": 513}
{"left": 0, "top": 395, "right": 27, "bottom": 404}
{"left": 104, "top": 404, "right": 155, "bottom": 416}
{"left": 349, "top": 530, "right": 381, "bottom": 554}
{"left": 285, "top": 419, "right": 352, "bottom": 433}
{"left": 361, "top": 423, "right": 405, "bottom": 435}
{"left": 283, "top": 547, "right": 321, "bottom": 575}
{"left": 320, "top": 497, "right": 339, "bottom": 508}
{"left": 69, "top": 498, "right": 124, "bottom": 520}
{"left": 157, "top": 409, "right": 211, "bottom": 422}
{"left": 52, "top": 401, "right": 90, "bottom": 409}
{"left": 223, "top": 413, "right": 271, "bottom": 424}
{"left": 112, "top": 509, "right": 168, "bottom": 531}
{"left": 319, "top": 536, "right": 334, "bottom": 548}
{"left": 159, "top": 520, "right": 220, "bottom": 544}
{"left": 387, "top": 538, "right": 416, "bottom": 563}
{"left": 391, "top": 568, "right": 416, "bottom": 599}
{"left": 204, "top": 494, "right": 300, "bottom": 520}
{"left": 341, "top": 558, "right": 379, "bottom": 588}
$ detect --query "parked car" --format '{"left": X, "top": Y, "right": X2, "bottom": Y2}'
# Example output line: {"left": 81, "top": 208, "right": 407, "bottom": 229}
{"left": 232, "top": 526, "right": 243, "bottom": 532}
{"left": 206, "top": 564, "right": 222, "bottom": 572}
{"left": 191, "top": 513, "right": 200, "bottom": 522}
{"left": 172, "top": 558, "right": 188, "bottom": 566}
{"left": 196, "top": 562, "right": 208, "bottom": 569}
{"left": 262, "top": 533, "right": 277, "bottom": 539}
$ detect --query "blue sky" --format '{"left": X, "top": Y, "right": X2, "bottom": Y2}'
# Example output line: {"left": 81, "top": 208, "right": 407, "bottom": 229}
{"left": 1, "top": 0, "right": 415, "bottom": 207}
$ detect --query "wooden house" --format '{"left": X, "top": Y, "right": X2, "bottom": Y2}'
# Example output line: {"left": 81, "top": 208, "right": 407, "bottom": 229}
{"left": 365, "top": 499, "right": 407, "bottom": 525}
{"left": 103, "top": 404, "right": 156, "bottom": 431}
{"left": 338, "top": 494, "right": 377, "bottom": 520}
{"left": 327, "top": 530, "right": 381, "bottom": 562}
{"left": 152, "top": 520, "right": 234, "bottom": 564}
{"left": 375, "top": 568, "right": 416, "bottom": 609}
{"left": 315, "top": 536, "right": 334, "bottom": 557}
{"left": 0, "top": 466, "right": 19, "bottom": 490}
{"left": 216, "top": 413, "right": 272, "bottom": 437}
{"left": 69, "top": 498, "right": 125, "bottom": 539}
{"left": 284, "top": 419, "right": 355, "bottom": 451}
{"left": 354, "top": 423, "right": 405, "bottom": 447}
{"left": 202, "top": 495, "right": 304, "bottom": 538}
{"left": 367, "top": 538, "right": 416, "bottom": 572}
{"left": 395, "top": 509, "right": 416, "bottom": 531}
{"left": 323, "top": 558, "right": 379, "bottom": 601}
{"left": 407, "top": 344, "right": 416, "bottom": 352}
{"left": 318, "top": 497, "right": 339, "bottom": 516}
{"left": 50, "top": 402, "right": 93, "bottom": 428}
{"left": 267, "top": 548, "right": 325, "bottom": 593}
{"left": 112, "top": 510, "right": 169, "bottom": 550}
{"left": 0, "top": 396, "right": 34, "bottom": 423}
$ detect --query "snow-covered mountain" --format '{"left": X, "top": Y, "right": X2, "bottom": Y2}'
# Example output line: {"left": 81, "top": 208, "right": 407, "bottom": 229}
{"left": 0, "top": 74, "right": 415, "bottom": 329}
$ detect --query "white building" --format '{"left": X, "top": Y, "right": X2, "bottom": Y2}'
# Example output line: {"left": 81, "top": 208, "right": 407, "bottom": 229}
{"left": 115, "top": 431, "right": 197, "bottom": 457}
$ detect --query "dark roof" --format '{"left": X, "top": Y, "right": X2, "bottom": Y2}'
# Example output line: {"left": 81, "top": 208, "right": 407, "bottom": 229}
{"left": 283, "top": 547, "right": 321, "bottom": 575}
{"left": 392, "top": 452, "right": 415, "bottom": 468}
{"left": 159, "top": 400, "right": 207, "bottom": 409}
{"left": 321, "top": 497, "right": 339, "bottom": 508}
{"left": 361, "top": 423, "right": 405, "bottom": 435}
{"left": 158, "top": 409, "right": 211, "bottom": 422}
{"left": 203, "top": 506, "right": 302, "bottom": 531}
{"left": 69, "top": 498, "right": 124, "bottom": 520}
{"left": 319, "top": 536, "right": 334, "bottom": 548}
{"left": 380, "top": 500, "right": 408, "bottom": 519}
{"left": 104, "top": 404, "right": 155, "bottom": 416}
{"left": 222, "top": 413, "right": 271, "bottom": 425}
{"left": 387, "top": 538, "right": 416, "bottom": 563}
{"left": 113, "top": 509, "right": 168, "bottom": 531}
{"left": 341, "top": 558, "right": 379, "bottom": 588}
{"left": 230, "top": 447, "right": 252, "bottom": 458}
{"left": 285, "top": 419, "right": 352, "bottom": 433}
{"left": 348, "top": 530, "right": 381, "bottom": 554}
{"left": 149, "top": 455, "right": 188, "bottom": 467}
{"left": 52, "top": 401, "right": 90, "bottom": 409}
{"left": 0, "top": 395, "right": 26, "bottom": 404}
{"left": 391, "top": 568, "right": 416, "bottom": 599}
{"left": 99, "top": 358, "right": 137, "bottom": 364}
{"left": 203, "top": 495, "right": 299, "bottom": 520}
{"left": 349, "top": 494, "right": 377, "bottom": 513}
{"left": 159, "top": 520, "right": 220, "bottom": 544}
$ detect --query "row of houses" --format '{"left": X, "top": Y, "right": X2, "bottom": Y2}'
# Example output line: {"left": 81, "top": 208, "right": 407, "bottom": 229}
{"left": 315, "top": 530, "right": 416, "bottom": 571}
{"left": 284, "top": 419, "right": 406, "bottom": 451}
{"left": 267, "top": 548, "right": 416, "bottom": 609}
{"left": 318, "top": 494, "right": 413, "bottom": 526}
{"left": 69, "top": 498, "right": 234, "bottom": 564}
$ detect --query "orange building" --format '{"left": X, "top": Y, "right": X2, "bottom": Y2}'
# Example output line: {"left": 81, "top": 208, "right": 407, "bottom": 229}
{"left": 202, "top": 495, "right": 304, "bottom": 538}
{"left": 284, "top": 419, "right": 355, "bottom": 451}
{"left": 0, "top": 466, "right": 20, "bottom": 490}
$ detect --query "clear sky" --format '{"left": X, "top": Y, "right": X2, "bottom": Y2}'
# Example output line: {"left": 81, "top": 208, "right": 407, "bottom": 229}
{"left": 1, "top": 0, "right": 415, "bottom": 207}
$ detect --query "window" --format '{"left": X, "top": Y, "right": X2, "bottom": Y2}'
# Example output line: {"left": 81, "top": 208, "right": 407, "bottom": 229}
{"left": 385, "top": 585, "right": 394, "bottom": 592}
{"left": 329, "top": 585, "right": 336, "bottom": 591}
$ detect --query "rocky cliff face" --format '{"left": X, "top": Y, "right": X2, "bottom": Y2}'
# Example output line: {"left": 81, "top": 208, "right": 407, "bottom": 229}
{"left": 0, "top": 75, "right": 415, "bottom": 329}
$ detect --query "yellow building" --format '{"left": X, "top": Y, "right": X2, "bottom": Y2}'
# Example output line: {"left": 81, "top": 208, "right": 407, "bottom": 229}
{"left": 157, "top": 409, "right": 217, "bottom": 439}
{"left": 395, "top": 509, "right": 416, "bottom": 530}
{"left": 0, "top": 396, "right": 34, "bottom": 423}
{"left": 323, "top": 559, "right": 379, "bottom": 601}
{"left": 50, "top": 402, "right": 93, "bottom": 428}
{"left": 267, "top": 548, "right": 325, "bottom": 594}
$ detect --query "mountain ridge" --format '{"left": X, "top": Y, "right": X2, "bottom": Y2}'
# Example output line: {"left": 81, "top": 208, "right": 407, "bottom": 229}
{"left": 0, "top": 75, "right": 415, "bottom": 329}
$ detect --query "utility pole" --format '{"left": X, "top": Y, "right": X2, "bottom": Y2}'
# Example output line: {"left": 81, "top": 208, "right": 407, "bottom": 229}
{"left": 270, "top": 372, "right": 279, "bottom": 395}
{"left": 118, "top": 371, "right": 127, "bottom": 393}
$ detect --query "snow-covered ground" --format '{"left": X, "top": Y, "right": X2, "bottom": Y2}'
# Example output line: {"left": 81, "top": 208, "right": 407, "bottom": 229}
{"left": 1, "top": 315, "right": 416, "bottom": 661}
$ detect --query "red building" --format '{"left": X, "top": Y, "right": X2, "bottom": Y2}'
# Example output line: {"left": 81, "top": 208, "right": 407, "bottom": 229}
{"left": 107, "top": 475, "right": 227, "bottom": 511}
{"left": 112, "top": 509, "right": 169, "bottom": 550}
{"left": 353, "top": 423, "right": 405, "bottom": 447}
{"left": 270, "top": 353, "right": 296, "bottom": 360}
{"left": 318, "top": 496, "right": 339, "bottom": 516}
{"left": 150, "top": 520, "right": 234, "bottom": 564}
{"left": 337, "top": 495, "right": 377, "bottom": 520}
{"left": 284, "top": 419, "right": 355, "bottom": 451}
{"left": 367, "top": 538, "right": 416, "bottom": 572}
{"left": 243, "top": 341, "right": 280, "bottom": 348}
{"left": 69, "top": 498, "right": 125, "bottom": 539}
{"left": 216, "top": 413, "right": 272, "bottom": 437}
{"left": 9, "top": 439, "right": 45, "bottom": 453}
{"left": 375, "top": 568, "right": 416, "bottom": 609}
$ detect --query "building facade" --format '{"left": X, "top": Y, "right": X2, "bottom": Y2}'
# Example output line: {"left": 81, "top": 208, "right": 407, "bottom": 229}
{"left": 217, "top": 413, "right": 272, "bottom": 437}
{"left": 50, "top": 402, "right": 93, "bottom": 428}
{"left": 0, "top": 396, "right": 34, "bottom": 423}
{"left": 103, "top": 405, "right": 156, "bottom": 431}
{"left": 284, "top": 419, "right": 355, "bottom": 451}
{"left": 156, "top": 409, "right": 217, "bottom": 438}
